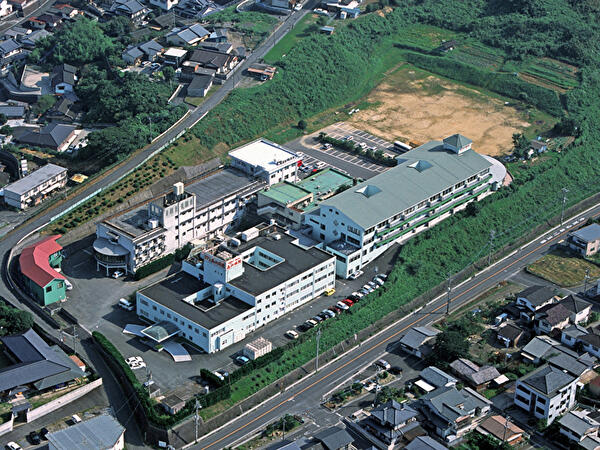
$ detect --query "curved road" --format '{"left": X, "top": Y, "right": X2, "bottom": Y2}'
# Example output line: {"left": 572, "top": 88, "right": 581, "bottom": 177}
{"left": 190, "top": 207, "right": 600, "bottom": 450}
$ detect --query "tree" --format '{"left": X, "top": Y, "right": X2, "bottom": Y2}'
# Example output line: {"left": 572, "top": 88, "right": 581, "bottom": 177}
{"left": 511, "top": 132, "right": 529, "bottom": 158}
{"left": 0, "top": 304, "right": 33, "bottom": 335}
{"left": 465, "top": 201, "right": 481, "bottom": 217}
{"left": 45, "top": 18, "right": 115, "bottom": 65}
{"left": 297, "top": 119, "right": 307, "bottom": 130}
{"left": 0, "top": 125, "right": 12, "bottom": 135}
{"left": 0, "top": 114, "right": 7, "bottom": 125}
{"left": 431, "top": 329, "right": 470, "bottom": 363}
{"left": 32, "top": 95, "right": 56, "bottom": 117}
{"left": 163, "top": 66, "right": 175, "bottom": 85}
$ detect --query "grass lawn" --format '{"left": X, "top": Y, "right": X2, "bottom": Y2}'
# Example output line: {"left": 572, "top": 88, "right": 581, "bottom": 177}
{"left": 527, "top": 249, "right": 600, "bottom": 287}
{"left": 184, "top": 85, "right": 220, "bottom": 107}
{"left": 264, "top": 13, "right": 319, "bottom": 63}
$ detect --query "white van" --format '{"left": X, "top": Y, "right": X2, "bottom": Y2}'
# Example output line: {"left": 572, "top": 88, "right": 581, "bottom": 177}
{"left": 119, "top": 298, "right": 134, "bottom": 311}
{"left": 71, "top": 414, "right": 82, "bottom": 424}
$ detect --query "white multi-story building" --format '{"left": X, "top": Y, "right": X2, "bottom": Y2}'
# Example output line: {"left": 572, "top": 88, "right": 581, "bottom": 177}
{"left": 229, "top": 138, "right": 300, "bottom": 186}
{"left": 93, "top": 169, "right": 264, "bottom": 275}
{"left": 0, "top": 0, "right": 12, "bottom": 17}
{"left": 514, "top": 364, "right": 577, "bottom": 424}
{"left": 3, "top": 163, "right": 67, "bottom": 210}
{"left": 305, "top": 135, "right": 506, "bottom": 278}
{"left": 136, "top": 225, "right": 336, "bottom": 353}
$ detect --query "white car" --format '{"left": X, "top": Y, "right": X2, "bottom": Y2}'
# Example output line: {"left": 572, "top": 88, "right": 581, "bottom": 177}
{"left": 348, "top": 270, "right": 363, "bottom": 280}
{"left": 285, "top": 330, "right": 299, "bottom": 339}
{"left": 64, "top": 279, "right": 73, "bottom": 291}
{"left": 130, "top": 361, "right": 146, "bottom": 370}
{"left": 294, "top": 3, "right": 302, "bottom": 10}
{"left": 6, "top": 442, "right": 21, "bottom": 450}
{"left": 336, "top": 301, "right": 349, "bottom": 310}
{"left": 112, "top": 270, "right": 124, "bottom": 279}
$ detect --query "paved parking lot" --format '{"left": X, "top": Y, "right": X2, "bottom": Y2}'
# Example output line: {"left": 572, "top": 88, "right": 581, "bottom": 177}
{"left": 59, "top": 234, "right": 399, "bottom": 399}
{"left": 286, "top": 123, "right": 398, "bottom": 180}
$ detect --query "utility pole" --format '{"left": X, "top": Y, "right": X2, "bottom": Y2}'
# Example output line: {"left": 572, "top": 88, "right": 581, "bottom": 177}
{"left": 72, "top": 325, "right": 77, "bottom": 354}
{"left": 194, "top": 398, "right": 200, "bottom": 442}
{"left": 315, "top": 327, "right": 321, "bottom": 373}
{"left": 561, "top": 188, "right": 569, "bottom": 225}
{"left": 282, "top": 414, "right": 286, "bottom": 441}
{"left": 502, "top": 413, "right": 510, "bottom": 443}
{"left": 584, "top": 268, "right": 590, "bottom": 297}
{"left": 487, "top": 229, "right": 496, "bottom": 266}
{"left": 445, "top": 273, "right": 452, "bottom": 315}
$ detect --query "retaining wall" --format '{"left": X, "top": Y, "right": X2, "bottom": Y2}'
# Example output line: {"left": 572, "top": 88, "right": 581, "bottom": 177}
{"left": 0, "top": 415, "right": 14, "bottom": 437}
{"left": 26, "top": 378, "right": 103, "bottom": 423}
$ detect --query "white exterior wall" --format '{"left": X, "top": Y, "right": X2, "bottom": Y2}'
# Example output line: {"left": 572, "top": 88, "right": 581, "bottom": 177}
{"left": 308, "top": 170, "right": 493, "bottom": 278}
{"left": 4, "top": 170, "right": 67, "bottom": 209}
{"left": 581, "top": 341, "right": 600, "bottom": 358}
{"left": 514, "top": 380, "right": 577, "bottom": 423}
{"left": 0, "top": 0, "right": 12, "bottom": 16}
{"left": 230, "top": 156, "right": 298, "bottom": 186}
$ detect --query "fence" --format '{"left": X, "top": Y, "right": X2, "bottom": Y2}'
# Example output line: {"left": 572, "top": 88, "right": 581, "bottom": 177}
{"left": 0, "top": 415, "right": 14, "bottom": 437}
{"left": 26, "top": 378, "right": 104, "bottom": 423}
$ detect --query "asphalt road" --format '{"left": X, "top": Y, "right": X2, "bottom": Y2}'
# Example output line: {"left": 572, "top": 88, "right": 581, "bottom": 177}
{"left": 190, "top": 207, "right": 600, "bottom": 449}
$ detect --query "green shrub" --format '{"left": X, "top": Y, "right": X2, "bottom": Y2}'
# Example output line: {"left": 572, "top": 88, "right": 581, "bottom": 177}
{"left": 134, "top": 254, "right": 175, "bottom": 280}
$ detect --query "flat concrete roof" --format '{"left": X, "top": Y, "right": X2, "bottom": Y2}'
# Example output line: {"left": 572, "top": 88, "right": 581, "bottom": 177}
{"left": 229, "top": 138, "right": 299, "bottom": 173}
{"left": 139, "top": 272, "right": 252, "bottom": 330}
{"left": 186, "top": 168, "right": 263, "bottom": 210}
{"left": 4, "top": 163, "right": 66, "bottom": 196}
{"left": 228, "top": 228, "right": 334, "bottom": 296}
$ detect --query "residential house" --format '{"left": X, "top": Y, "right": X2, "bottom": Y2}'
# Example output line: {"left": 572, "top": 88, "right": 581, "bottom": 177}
{"left": 560, "top": 294, "right": 592, "bottom": 325}
{"left": 247, "top": 63, "right": 276, "bottom": 80}
{"left": 545, "top": 348, "right": 596, "bottom": 383}
{"left": 417, "top": 386, "right": 492, "bottom": 442}
{"left": 139, "top": 39, "right": 164, "bottom": 61}
{"left": 47, "top": 414, "right": 125, "bottom": 450}
{"left": 534, "top": 303, "right": 571, "bottom": 335}
{"left": 38, "top": 13, "right": 62, "bottom": 29}
{"left": 405, "top": 436, "right": 448, "bottom": 450}
{"left": 354, "top": 401, "right": 424, "bottom": 448}
{"left": 522, "top": 335, "right": 562, "bottom": 364}
{"left": 13, "top": 123, "right": 77, "bottom": 151}
{"left": 0, "top": 38, "right": 23, "bottom": 69}
{"left": 207, "top": 28, "right": 227, "bottom": 42}
{"left": 569, "top": 223, "right": 600, "bottom": 257}
{"left": 530, "top": 139, "right": 548, "bottom": 153}
{"left": 579, "top": 326, "right": 600, "bottom": 358}
{"left": 122, "top": 45, "right": 144, "bottom": 65}
{"left": 3, "top": 26, "right": 30, "bottom": 40}
{"left": 50, "top": 3, "right": 81, "bottom": 19}
{"left": 0, "top": 104, "right": 25, "bottom": 119}
{"left": 497, "top": 323, "right": 525, "bottom": 348}
{"left": 3, "top": 163, "right": 67, "bottom": 210}
{"left": 187, "top": 73, "right": 213, "bottom": 97}
{"left": 166, "top": 23, "right": 210, "bottom": 46}
{"left": 45, "top": 97, "right": 77, "bottom": 123}
{"left": 151, "top": 12, "right": 177, "bottom": 29}
{"left": 112, "top": 0, "right": 148, "bottom": 22}
{"left": 514, "top": 364, "right": 577, "bottom": 423}
{"left": 313, "top": 426, "right": 355, "bottom": 450}
{"left": 0, "top": 0, "right": 12, "bottom": 16}
{"left": 188, "top": 48, "right": 238, "bottom": 74}
{"left": 20, "top": 29, "right": 51, "bottom": 49}
{"left": 561, "top": 324, "right": 589, "bottom": 348}
{"left": 25, "top": 16, "right": 46, "bottom": 30}
{"left": 398, "top": 326, "right": 440, "bottom": 358}
{"left": 516, "top": 285, "right": 558, "bottom": 322}
{"left": 420, "top": 366, "right": 457, "bottom": 389}
{"left": 558, "top": 409, "right": 600, "bottom": 450}
{"left": 449, "top": 358, "right": 500, "bottom": 391}
{"left": 162, "top": 47, "right": 187, "bottom": 67}
{"left": 478, "top": 415, "right": 525, "bottom": 446}
{"left": 51, "top": 63, "right": 77, "bottom": 94}
{"left": 199, "top": 41, "right": 233, "bottom": 53}
{"left": 0, "top": 329, "right": 86, "bottom": 395}
{"left": 19, "top": 234, "right": 66, "bottom": 305}
{"left": 589, "top": 375, "right": 600, "bottom": 398}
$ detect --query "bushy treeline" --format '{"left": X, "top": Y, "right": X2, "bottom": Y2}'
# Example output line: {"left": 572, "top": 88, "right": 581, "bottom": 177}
{"left": 401, "top": 51, "right": 563, "bottom": 116}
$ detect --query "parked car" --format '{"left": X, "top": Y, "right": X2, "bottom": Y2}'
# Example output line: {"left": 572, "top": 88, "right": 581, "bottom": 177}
{"left": 40, "top": 427, "right": 49, "bottom": 439}
{"left": 389, "top": 366, "right": 403, "bottom": 375}
{"left": 336, "top": 301, "right": 349, "bottom": 310}
{"left": 324, "top": 288, "right": 335, "bottom": 296}
{"left": 322, "top": 309, "right": 335, "bottom": 318}
{"left": 28, "top": 432, "right": 41, "bottom": 445}
{"left": 285, "top": 330, "right": 299, "bottom": 339}
{"left": 112, "top": 270, "right": 124, "bottom": 279}
{"left": 119, "top": 298, "right": 134, "bottom": 311}
{"left": 350, "top": 292, "right": 363, "bottom": 300}
{"left": 330, "top": 306, "right": 342, "bottom": 314}
{"left": 348, "top": 270, "right": 363, "bottom": 280}
{"left": 342, "top": 298, "right": 354, "bottom": 306}
{"left": 71, "top": 414, "right": 82, "bottom": 424}
{"left": 367, "top": 281, "right": 378, "bottom": 289}
{"left": 143, "top": 379, "right": 155, "bottom": 387}
{"left": 6, "top": 442, "right": 21, "bottom": 450}
{"left": 317, "top": 312, "right": 329, "bottom": 320}
{"left": 64, "top": 279, "right": 73, "bottom": 291}
{"left": 312, "top": 315, "right": 324, "bottom": 323}
{"left": 375, "top": 359, "right": 391, "bottom": 370}
{"left": 235, "top": 355, "right": 250, "bottom": 365}
{"left": 374, "top": 278, "right": 385, "bottom": 287}
{"left": 375, "top": 273, "right": 388, "bottom": 281}
{"left": 213, "top": 371, "right": 225, "bottom": 381}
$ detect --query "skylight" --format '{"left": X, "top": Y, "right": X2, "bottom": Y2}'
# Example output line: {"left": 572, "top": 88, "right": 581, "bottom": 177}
{"left": 355, "top": 185, "right": 381, "bottom": 198}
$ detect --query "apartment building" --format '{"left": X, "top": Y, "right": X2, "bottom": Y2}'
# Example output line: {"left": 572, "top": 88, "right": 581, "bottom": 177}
{"left": 305, "top": 135, "right": 505, "bottom": 278}
{"left": 3, "top": 163, "right": 67, "bottom": 209}
{"left": 136, "top": 225, "right": 336, "bottom": 353}
{"left": 568, "top": 223, "right": 600, "bottom": 257}
{"left": 514, "top": 364, "right": 577, "bottom": 423}
{"left": 229, "top": 138, "right": 300, "bottom": 186}
{"left": 93, "top": 169, "right": 264, "bottom": 275}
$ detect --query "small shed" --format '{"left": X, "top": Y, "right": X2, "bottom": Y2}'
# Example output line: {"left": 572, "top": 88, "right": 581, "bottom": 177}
{"left": 243, "top": 337, "right": 272, "bottom": 360}
{"left": 320, "top": 26, "right": 335, "bottom": 35}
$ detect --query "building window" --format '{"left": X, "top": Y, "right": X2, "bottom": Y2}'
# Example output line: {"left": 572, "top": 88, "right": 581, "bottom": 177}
{"left": 45, "top": 286, "right": 52, "bottom": 293}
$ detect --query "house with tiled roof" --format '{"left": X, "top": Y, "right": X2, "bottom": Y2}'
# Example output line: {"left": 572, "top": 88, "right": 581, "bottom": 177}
{"left": 19, "top": 235, "right": 66, "bottom": 305}
{"left": 569, "top": 223, "right": 600, "bottom": 257}
{"left": 478, "top": 415, "right": 525, "bottom": 446}
{"left": 534, "top": 302, "right": 571, "bottom": 335}
{"left": 166, "top": 23, "right": 209, "bottom": 46}
{"left": 559, "top": 294, "right": 592, "bottom": 325}
{"left": 514, "top": 364, "right": 577, "bottom": 423}
{"left": 449, "top": 358, "right": 500, "bottom": 391}
{"left": 516, "top": 285, "right": 559, "bottom": 322}
{"left": 559, "top": 409, "right": 600, "bottom": 450}
{"left": 0, "top": 328, "right": 85, "bottom": 395}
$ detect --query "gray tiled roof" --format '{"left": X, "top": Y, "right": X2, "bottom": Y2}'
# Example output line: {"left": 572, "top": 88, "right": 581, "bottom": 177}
{"left": 406, "top": 436, "right": 448, "bottom": 450}
{"left": 522, "top": 336, "right": 560, "bottom": 359}
{"left": 498, "top": 323, "right": 524, "bottom": 341}
{"left": 319, "top": 140, "right": 492, "bottom": 229}
{"left": 443, "top": 133, "right": 472, "bottom": 148}
{"left": 421, "top": 366, "right": 457, "bottom": 388}
{"left": 517, "top": 285, "right": 556, "bottom": 307}
{"left": 0, "top": 39, "right": 20, "bottom": 56}
{"left": 420, "top": 386, "right": 490, "bottom": 423}
{"left": 370, "top": 400, "right": 417, "bottom": 427}
{"left": 559, "top": 294, "right": 591, "bottom": 314}
{"left": 537, "top": 303, "right": 571, "bottom": 326}
{"left": 314, "top": 426, "right": 354, "bottom": 450}
{"left": 520, "top": 364, "right": 575, "bottom": 396}
{"left": 571, "top": 223, "right": 600, "bottom": 243}
{"left": 47, "top": 414, "right": 125, "bottom": 450}
{"left": 559, "top": 410, "right": 600, "bottom": 438}
{"left": 400, "top": 326, "right": 440, "bottom": 350}
{"left": 4, "top": 163, "right": 67, "bottom": 195}
{"left": 547, "top": 351, "right": 592, "bottom": 377}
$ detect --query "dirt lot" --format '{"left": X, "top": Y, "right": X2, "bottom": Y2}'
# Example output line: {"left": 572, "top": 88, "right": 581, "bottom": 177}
{"left": 349, "top": 66, "right": 531, "bottom": 156}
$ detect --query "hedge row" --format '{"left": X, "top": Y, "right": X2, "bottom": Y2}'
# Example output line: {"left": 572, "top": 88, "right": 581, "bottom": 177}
{"left": 401, "top": 51, "right": 564, "bottom": 116}
{"left": 134, "top": 254, "right": 175, "bottom": 280}
{"left": 319, "top": 133, "right": 397, "bottom": 167}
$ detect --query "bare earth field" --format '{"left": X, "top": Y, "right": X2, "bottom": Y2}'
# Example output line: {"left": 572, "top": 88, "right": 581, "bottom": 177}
{"left": 349, "top": 66, "right": 530, "bottom": 156}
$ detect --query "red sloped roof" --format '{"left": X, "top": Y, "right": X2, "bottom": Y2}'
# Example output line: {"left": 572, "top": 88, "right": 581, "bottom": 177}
{"left": 19, "top": 235, "right": 65, "bottom": 288}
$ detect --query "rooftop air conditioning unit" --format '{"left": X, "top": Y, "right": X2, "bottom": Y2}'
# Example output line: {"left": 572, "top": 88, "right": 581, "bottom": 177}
{"left": 273, "top": 234, "right": 281, "bottom": 240}
{"left": 147, "top": 218, "right": 159, "bottom": 229}
{"left": 173, "top": 182, "right": 185, "bottom": 196}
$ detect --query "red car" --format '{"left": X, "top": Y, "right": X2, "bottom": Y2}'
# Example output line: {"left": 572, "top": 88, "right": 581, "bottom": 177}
{"left": 331, "top": 305, "right": 342, "bottom": 314}
{"left": 342, "top": 299, "right": 354, "bottom": 307}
